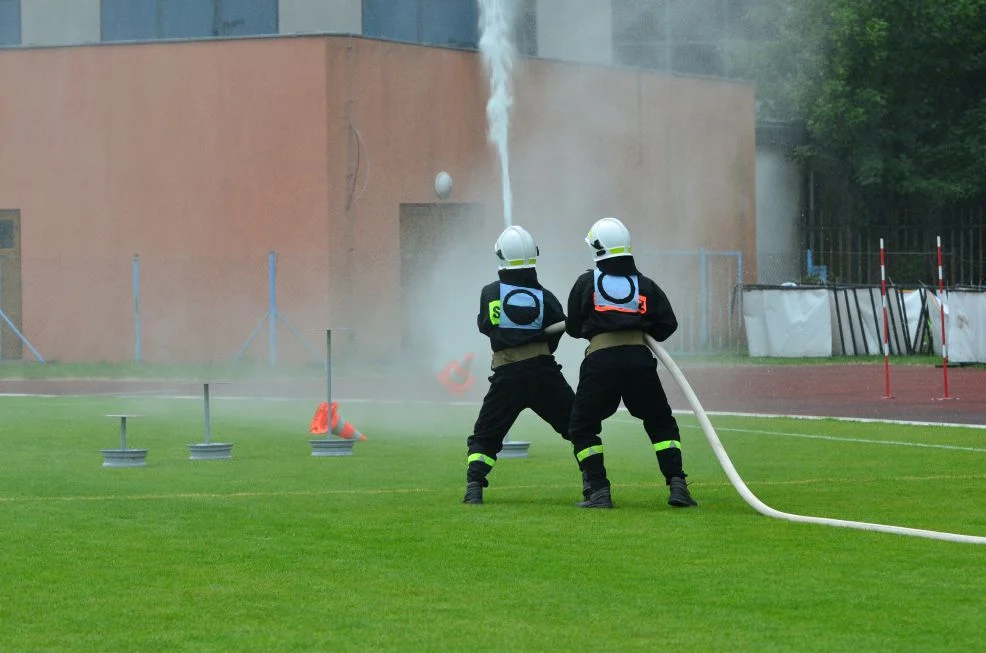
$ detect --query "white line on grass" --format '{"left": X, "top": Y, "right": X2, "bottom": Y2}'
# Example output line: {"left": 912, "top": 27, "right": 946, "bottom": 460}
{"left": 3, "top": 392, "right": 986, "bottom": 428}
{"left": 693, "top": 409, "right": 986, "bottom": 430}
{"left": 0, "top": 487, "right": 435, "bottom": 503}
{"left": 4, "top": 392, "right": 985, "bottom": 443}
{"left": 694, "top": 424, "right": 986, "bottom": 453}
{"left": 610, "top": 418, "right": 986, "bottom": 453}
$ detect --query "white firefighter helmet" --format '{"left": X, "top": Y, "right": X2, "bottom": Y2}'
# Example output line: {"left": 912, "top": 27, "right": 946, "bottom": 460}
{"left": 494, "top": 225, "right": 539, "bottom": 269}
{"left": 585, "top": 217, "right": 632, "bottom": 261}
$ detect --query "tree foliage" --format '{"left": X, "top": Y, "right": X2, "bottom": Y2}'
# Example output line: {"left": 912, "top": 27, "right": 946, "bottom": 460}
{"left": 750, "top": 0, "right": 986, "bottom": 212}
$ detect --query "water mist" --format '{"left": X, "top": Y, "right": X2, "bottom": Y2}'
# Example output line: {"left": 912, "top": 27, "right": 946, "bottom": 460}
{"left": 478, "top": 0, "right": 517, "bottom": 228}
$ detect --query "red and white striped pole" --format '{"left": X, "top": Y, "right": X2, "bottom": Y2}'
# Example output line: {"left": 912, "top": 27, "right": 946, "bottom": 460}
{"left": 937, "top": 235, "right": 950, "bottom": 399}
{"left": 879, "top": 238, "right": 892, "bottom": 398}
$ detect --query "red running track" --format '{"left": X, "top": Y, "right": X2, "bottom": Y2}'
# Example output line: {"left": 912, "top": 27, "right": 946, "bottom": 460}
{"left": 2, "top": 364, "right": 984, "bottom": 426}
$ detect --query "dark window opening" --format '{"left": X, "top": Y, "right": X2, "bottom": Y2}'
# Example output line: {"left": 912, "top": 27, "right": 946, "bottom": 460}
{"left": 613, "top": 0, "right": 768, "bottom": 78}
{"left": 0, "top": 0, "right": 21, "bottom": 46}
{"left": 673, "top": 43, "right": 723, "bottom": 77}
{"left": 100, "top": 0, "right": 277, "bottom": 42}
{"left": 0, "top": 219, "right": 13, "bottom": 249}
{"left": 363, "top": 0, "right": 478, "bottom": 49}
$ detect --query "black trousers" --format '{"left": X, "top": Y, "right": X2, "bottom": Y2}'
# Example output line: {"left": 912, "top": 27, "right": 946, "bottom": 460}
{"left": 466, "top": 357, "right": 575, "bottom": 485}
{"left": 568, "top": 345, "right": 685, "bottom": 489}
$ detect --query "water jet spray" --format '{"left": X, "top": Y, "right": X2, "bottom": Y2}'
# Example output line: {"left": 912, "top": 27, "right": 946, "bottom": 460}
{"left": 478, "top": 0, "right": 516, "bottom": 228}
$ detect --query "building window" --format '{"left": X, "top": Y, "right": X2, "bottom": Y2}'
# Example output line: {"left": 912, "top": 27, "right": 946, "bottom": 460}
{"left": 612, "top": 0, "right": 668, "bottom": 70}
{"left": 0, "top": 0, "right": 20, "bottom": 46}
{"left": 215, "top": 0, "right": 278, "bottom": 37}
{"left": 612, "top": 0, "right": 728, "bottom": 76}
{"left": 0, "top": 218, "right": 14, "bottom": 249}
{"left": 673, "top": 42, "right": 723, "bottom": 77}
{"left": 362, "top": 0, "right": 478, "bottom": 49}
{"left": 614, "top": 0, "right": 777, "bottom": 78}
{"left": 101, "top": 0, "right": 277, "bottom": 42}
{"left": 669, "top": 0, "right": 725, "bottom": 43}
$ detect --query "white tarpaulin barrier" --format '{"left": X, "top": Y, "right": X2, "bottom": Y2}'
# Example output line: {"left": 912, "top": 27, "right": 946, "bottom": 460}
{"left": 900, "top": 289, "right": 926, "bottom": 351}
{"left": 743, "top": 286, "right": 946, "bottom": 358}
{"left": 830, "top": 287, "right": 924, "bottom": 356}
{"left": 743, "top": 288, "right": 832, "bottom": 357}
{"left": 928, "top": 290, "right": 986, "bottom": 363}
{"left": 831, "top": 286, "right": 881, "bottom": 355}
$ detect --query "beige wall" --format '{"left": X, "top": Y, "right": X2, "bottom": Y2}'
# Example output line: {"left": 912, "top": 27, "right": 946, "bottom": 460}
{"left": 0, "top": 37, "right": 333, "bottom": 362}
{"left": 338, "top": 39, "right": 494, "bottom": 359}
{"left": 21, "top": 0, "right": 100, "bottom": 46}
{"left": 0, "top": 35, "right": 754, "bottom": 363}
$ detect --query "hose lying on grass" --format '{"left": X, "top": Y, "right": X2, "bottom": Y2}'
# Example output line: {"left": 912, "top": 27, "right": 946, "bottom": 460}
{"left": 644, "top": 334, "right": 986, "bottom": 546}
{"left": 548, "top": 321, "right": 985, "bottom": 544}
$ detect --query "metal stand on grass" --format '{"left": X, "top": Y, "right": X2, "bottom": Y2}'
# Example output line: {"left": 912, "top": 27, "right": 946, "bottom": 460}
{"left": 499, "top": 438, "right": 530, "bottom": 458}
{"left": 309, "top": 329, "right": 356, "bottom": 457}
{"left": 100, "top": 414, "right": 148, "bottom": 467}
{"left": 187, "top": 382, "right": 234, "bottom": 460}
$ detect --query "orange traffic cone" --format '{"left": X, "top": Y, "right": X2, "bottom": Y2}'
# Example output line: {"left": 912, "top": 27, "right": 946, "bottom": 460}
{"left": 309, "top": 402, "right": 367, "bottom": 441}
{"left": 309, "top": 402, "right": 329, "bottom": 434}
{"left": 329, "top": 402, "right": 367, "bottom": 441}
{"left": 448, "top": 352, "right": 474, "bottom": 385}
{"left": 438, "top": 353, "right": 475, "bottom": 395}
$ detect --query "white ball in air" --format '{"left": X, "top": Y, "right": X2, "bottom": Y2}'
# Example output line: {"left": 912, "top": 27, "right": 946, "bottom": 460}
{"left": 434, "top": 171, "right": 453, "bottom": 199}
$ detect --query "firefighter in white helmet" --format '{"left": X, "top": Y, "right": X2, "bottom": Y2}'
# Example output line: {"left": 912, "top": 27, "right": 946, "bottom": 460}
{"left": 462, "top": 225, "right": 579, "bottom": 504}
{"left": 565, "top": 217, "right": 697, "bottom": 509}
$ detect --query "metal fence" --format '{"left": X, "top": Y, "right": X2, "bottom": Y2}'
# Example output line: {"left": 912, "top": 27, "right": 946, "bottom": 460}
{"left": 803, "top": 225, "right": 986, "bottom": 287}
{"left": 0, "top": 248, "right": 747, "bottom": 363}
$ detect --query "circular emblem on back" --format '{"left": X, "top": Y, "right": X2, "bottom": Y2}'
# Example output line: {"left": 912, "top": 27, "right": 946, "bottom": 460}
{"left": 596, "top": 273, "right": 636, "bottom": 305}
{"left": 502, "top": 288, "right": 542, "bottom": 326}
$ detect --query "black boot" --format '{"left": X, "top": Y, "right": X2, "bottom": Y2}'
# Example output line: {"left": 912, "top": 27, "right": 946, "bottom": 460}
{"left": 581, "top": 470, "right": 592, "bottom": 501}
{"left": 668, "top": 477, "right": 697, "bottom": 507}
{"left": 578, "top": 486, "right": 613, "bottom": 509}
{"left": 462, "top": 481, "right": 484, "bottom": 504}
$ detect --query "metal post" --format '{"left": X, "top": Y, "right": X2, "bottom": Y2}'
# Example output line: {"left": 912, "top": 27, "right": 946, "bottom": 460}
{"left": 133, "top": 254, "right": 141, "bottom": 363}
{"left": 699, "top": 247, "right": 709, "bottom": 348}
{"left": 737, "top": 251, "right": 744, "bottom": 325}
{"left": 268, "top": 251, "right": 277, "bottom": 367}
{"left": 879, "top": 238, "right": 892, "bottom": 398}
{"left": 119, "top": 416, "right": 128, "bottom": 450}
{"left": 326, "top": 329, "right": 332, "bottom": 408}
{"left": 937, "top": 235, "right": 950, "bottom": 398}
{"left": 203, "top": 383, "right": 212, "bottom": 445}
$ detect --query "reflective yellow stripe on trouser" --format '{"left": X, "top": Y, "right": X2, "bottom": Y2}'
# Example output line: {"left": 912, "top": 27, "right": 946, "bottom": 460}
{"left": 653, "top": 440, "right": 680, "bottom": 452}
{"left": 468, "top": 453, "right": 496, "bottom": 467}
{"left": 576, "top": 445, "right": 604, "bottom": 462}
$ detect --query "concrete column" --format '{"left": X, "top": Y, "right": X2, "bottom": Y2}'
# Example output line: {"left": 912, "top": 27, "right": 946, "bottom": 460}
{"left": 756, "top": 147, "right": 804, "bottom": 284}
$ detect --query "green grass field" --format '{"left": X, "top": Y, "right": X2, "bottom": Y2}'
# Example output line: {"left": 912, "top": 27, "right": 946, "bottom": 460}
{"left": 2, "top": 394, "right": 984, "bottom": 652}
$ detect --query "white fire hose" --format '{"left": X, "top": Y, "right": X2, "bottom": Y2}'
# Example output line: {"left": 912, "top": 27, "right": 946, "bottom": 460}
{"left": 548, "top": 322, "right": 986, "bottom": 544}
